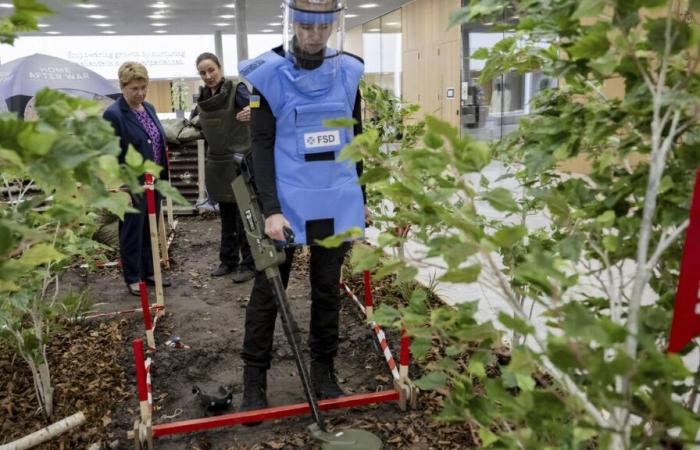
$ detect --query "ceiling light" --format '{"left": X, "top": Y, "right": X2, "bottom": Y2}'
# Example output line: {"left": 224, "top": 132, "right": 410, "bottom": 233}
{"left": 154, "top": 30, "right": 168, "bottom": 33}
{"left": 0, "top": 3, "right": 13, "bottom": 8}
{"left": 345, "top": 14, "right": 358, "bottom": 18}
{"left": 358, "top": 3, "right": 379, "bottom": 8}
{"left": 224, "top": 3, "right": 236, "bottom": 8}
{"left": 75, "top": 3, "right": 99, "bottom": 8}
{"left": 94, "top": 23, "right": 112, "bottom": 27}
{"left": 213, "top": 22, "right": 230, "bottom": 26}
{"left": 147, "top": 14, "right": 166, "bottom": 19}
{"left": 267, "top": 22, "right": 281, "bottom": 26}
{"left": 149, "top": 2, "right": 168, "bottom": 7}
{"left": 46, "top": 31, "right": 61, "bottom": 34}
{"left": 37, "top": 23, "right": 50, "bottom": 28}
{"left": 151, "top": 22, "right": 167, "bottom": 26}
{"left": 260, "top": 29, "right": 275, "bottom": 33}
{"left": 87, "top": 14, "right": 107, "bottom": 19}
{"left": 366, "top": 28, "right": 379, "bottom": 32}
{"left": 220, "top": 14, "right": 235, "bottom": 19}
{"left": 101, "top": 30, "right": 116, "bottom": 34}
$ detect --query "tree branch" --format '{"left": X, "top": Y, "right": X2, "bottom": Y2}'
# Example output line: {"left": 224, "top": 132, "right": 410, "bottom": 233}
{"left": 646, "top": 219, "right": 690, "bottom": 271}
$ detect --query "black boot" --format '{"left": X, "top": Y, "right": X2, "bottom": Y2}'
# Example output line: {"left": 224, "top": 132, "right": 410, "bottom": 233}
{"left": 310, "top": 360, "right": 345, "bottom": 400}
{"left": 239, "top": 366, "right": 268, "bottom": 426}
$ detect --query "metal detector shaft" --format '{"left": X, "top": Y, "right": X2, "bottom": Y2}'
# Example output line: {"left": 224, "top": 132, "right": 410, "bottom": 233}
{"left": 265, "top": 268, "right": 326, "bottom": 431}
{"left": 231, "top": 153, "right": 326, "bottom": 431}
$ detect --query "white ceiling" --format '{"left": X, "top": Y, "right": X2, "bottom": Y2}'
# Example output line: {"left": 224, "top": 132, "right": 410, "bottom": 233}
{"left": 11, "top": 0, "right": 408, "bottom": 36}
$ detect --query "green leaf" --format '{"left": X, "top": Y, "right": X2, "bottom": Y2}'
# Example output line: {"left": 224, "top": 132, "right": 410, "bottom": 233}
{"left": 498, "top": 312, "right": 535, "bottom": 335}
{"left": 574, "top": 427, "right": 598, "bottom": 445}
{"left": 602, "top": 235, "right": 618, "bottom": 252}
{"left": 415, "top": 371, "right": 447, "bottom": 390}
{"left": 468, "top": 360, "right": 486, "bottom": 377}
{"left": 314, "top": 227, "right": 363, "bottom": 248}
{"left": 596, "top": 210, "right": 616, "bottom": 227}
{"left": 21, "top": 244, "right": 65, "bottom": 266}
{"left": 568, "top": 23, "right": 610, "bottom": 61}
{"left": 572, "top": 0, "right": 605, "bottom": 20}
{"left": 492, "top": 225, "right": 527, "bottom": 248}
{"left": 515, "top": 373, "right": 536, "bottom": 392}
{"left": 396, "top": 265, "right": 419, "bottom": 283}
{"left": 17, "top": 127, "right": 56, "bottom": 156}
{"left": 410, "top": 337, "right": 433, "bottom": 359}
{"left": 479, "top": 428, "right": 499, "bottom": 448}
{"left": 472, "top": 47, "right": 490, "bottom": 60}
{"left": 323, "top": 118, "right": 356, "bottom": 128}
{"left": 154, "top": 180, "right": 190, "bottom": 206}
{"left": 482, "top": 187, "right": 519, "bottom": 212}
{"left": 440, "top": 264, "right": 481, "bottom": 283}
{"left": 543, "top": 191, "right": 570, "bottom": 220}
{"left": 372, "top": 304, "right": 401, "bottom": 327}
{"left": 556, "top": 234, "right": 584, "bottom": 261}
{"left": 125, "top": 146, "right": 144, "bottom": 167}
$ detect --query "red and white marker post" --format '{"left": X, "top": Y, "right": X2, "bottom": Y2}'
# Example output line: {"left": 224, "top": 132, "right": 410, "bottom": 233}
{"left": 144, "top": 173, "right": 165, "bottom": 316}
{"left": 132, "top": 339, "right": 153, "bottom": 450}
{"left": 340, "top": 271, "right": 417, "bottom": 410}
{"left": 363, "top": 270, "right": 374, "bottom": 319}
{"left": 158, "top": 207, "right": 170, "bottom": 270}
{"left": 139, "top": 282, "right": 156, "bottom": 351}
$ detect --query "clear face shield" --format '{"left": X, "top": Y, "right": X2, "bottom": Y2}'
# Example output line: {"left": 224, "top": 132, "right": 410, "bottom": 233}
{"left": 283, "top": 0, "right": 345, "bottom": 69}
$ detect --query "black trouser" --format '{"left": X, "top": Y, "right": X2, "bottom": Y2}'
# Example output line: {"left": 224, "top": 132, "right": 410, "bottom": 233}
{"left": 242, "top": 242, "right": 350, "bottom": 369}
{"left": 119, "top": 191, "right": 161, "bottom": 285}
{"left": 219, "top": 201, "right": 253, "bottom": 268}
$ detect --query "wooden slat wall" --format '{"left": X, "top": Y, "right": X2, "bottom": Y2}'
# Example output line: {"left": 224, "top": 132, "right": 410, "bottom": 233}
{"left": 146, "top": 80, "right": 172, "bottom": 113}
{"left": 402, "top": 0, "right": 461, "bottom": 127}
{"left": 146, "top": 79, "right": 204, "bottom": 114}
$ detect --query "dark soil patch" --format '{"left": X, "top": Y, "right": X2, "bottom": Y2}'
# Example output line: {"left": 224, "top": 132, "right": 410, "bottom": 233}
{"left": 1, "top": 216, "right": 478, "bottom": 449}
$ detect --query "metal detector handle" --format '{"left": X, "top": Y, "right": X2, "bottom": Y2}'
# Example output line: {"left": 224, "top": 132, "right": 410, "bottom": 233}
{"left": 231, "top": 155, "right": 287, "bottom": 272}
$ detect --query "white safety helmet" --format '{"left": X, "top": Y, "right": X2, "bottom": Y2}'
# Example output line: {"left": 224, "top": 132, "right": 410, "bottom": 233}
{"left": 283, "top": 0, "right": 346, "bottom": 66}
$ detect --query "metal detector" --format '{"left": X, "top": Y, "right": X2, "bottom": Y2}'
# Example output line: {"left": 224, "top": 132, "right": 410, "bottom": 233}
{"left": 232, "top": 154, "right": 383, "bottom": 450}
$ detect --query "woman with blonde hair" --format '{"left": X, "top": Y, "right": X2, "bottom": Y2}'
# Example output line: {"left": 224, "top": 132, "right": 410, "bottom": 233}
{"left": 103, "top": 61, "right": 172, "bottom": 295}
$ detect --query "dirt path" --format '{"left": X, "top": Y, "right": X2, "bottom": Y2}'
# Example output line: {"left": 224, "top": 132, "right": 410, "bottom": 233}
{"left": 92, "top": 216, "right": 404, "bottom": 449}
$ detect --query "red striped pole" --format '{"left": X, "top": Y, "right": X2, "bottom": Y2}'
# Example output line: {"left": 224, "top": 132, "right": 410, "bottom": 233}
{"left": 139, "top": 283, "right": 155, "bottom": 350}
{"left": 81, "top": 304, "right": 163, "bottom": 321}
{"left": 132, "top": 339, "right": 151, "bottom": 424}
{"left": 340, "top": 282, "right": 400, "bottom": 380}
{"left": 145, "top": 358, "right": 153, "bottom": 411}
{"left": 145, "top": 173, "right": 165, "bottom": 316}
{"left": 374, "top": 323, "right": 400, "bottom": 380}
{"left": 400, "top": 328, "right": 410, "bottom": 381}
{"left": 363, "top": 270, "right": 374, "bottom": 319}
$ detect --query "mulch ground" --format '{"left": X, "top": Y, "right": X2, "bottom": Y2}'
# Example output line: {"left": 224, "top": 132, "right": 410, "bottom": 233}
{"left": 0, "top": 216, "right": 478, "bottom": 449}
{"left": 0, "top": 320, "right": 131, "bottom": 449}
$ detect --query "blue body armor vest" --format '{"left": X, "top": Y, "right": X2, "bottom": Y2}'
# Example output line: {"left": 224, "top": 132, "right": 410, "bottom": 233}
{"left": 239, "top": 51, "right": 365, "bottom": 245}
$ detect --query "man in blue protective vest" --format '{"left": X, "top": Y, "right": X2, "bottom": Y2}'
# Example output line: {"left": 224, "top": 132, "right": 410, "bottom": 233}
{"left": 237, "top": 0, "right": 367, "bottom": 417}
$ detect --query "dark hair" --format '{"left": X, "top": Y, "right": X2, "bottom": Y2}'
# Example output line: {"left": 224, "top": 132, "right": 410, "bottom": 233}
{"left": 196, "top": 52, "right": 221, "bottom": 68}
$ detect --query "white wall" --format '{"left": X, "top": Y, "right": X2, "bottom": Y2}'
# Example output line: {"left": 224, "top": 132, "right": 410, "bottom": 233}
{"left": 0, "top": 33, "right": 284, "bottom": 80}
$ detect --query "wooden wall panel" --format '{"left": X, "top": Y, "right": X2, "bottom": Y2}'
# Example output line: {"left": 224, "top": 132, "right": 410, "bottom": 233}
{"left": 402, "top": 0, "right": 461, "bottom": 127}
{"left": 147, "top": 80, "right": 172, "bottom": 113}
